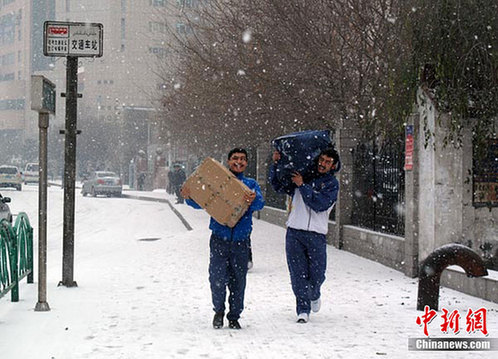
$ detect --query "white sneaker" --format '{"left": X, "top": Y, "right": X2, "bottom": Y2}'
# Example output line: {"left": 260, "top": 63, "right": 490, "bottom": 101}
{"left": 296, "top": 313, "right": 309, "bottom": 323}
{"left": 311, "top": 298, "right": 321, "bottom": 313}
{"left": 247, "top": 261, "right": 253, "bottom": 270}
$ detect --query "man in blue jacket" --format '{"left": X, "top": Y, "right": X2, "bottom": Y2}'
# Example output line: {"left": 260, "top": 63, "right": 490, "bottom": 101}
{"left": 269, "top": 147, "right": 340, "bottom": 323}
{"left": 181, "top": 148, "right": 265, "bottom": 329}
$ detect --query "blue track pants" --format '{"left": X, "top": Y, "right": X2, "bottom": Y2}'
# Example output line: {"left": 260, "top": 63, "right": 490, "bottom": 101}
{"left": 209, "top": 234, "right": 249, "bottom": 320}
{"left": 285, "top": 227, "right": 327, "bottom": 315}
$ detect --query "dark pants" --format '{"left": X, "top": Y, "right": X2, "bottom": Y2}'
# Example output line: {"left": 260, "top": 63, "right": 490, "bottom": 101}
{"left": 174, "top": 185, "right": 183, "bottom": 203}
{"left": 247, "top": 237, "right": 253, "bottom": 262}
{"left": 285, "top": 227, "right": 327, "bottom": 315}
{"left": 209, "top": 234, "right": 249, "bottom": 320}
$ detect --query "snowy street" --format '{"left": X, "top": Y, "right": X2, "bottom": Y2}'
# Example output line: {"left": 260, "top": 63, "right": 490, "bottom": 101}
{"left": 0, "top": 186, "right": 497, "bottom": 358}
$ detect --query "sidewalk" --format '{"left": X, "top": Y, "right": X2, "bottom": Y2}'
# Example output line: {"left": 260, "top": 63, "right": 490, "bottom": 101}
{"left": 0, "top": 188, "right": 497, "bottom": 358}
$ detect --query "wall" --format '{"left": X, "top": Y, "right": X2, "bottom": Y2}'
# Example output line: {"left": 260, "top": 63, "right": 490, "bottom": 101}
{"left": 259, "top": 207, "right": 404, "bottom": 271}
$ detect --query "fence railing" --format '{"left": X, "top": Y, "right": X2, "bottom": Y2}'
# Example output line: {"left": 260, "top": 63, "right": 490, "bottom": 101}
{"left": 351, "top": 141, "right": 405, "bottom": 236}
{"left": 0, "top": 213, "right": 34, "bottom": 302}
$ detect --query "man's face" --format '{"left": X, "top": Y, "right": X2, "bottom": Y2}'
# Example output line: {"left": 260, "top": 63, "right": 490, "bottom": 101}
{"left": 317, "top": 154, "right": 335, "bottom": 174}
{"left": 228, "top": 152, "right": 248, "bottom": 174}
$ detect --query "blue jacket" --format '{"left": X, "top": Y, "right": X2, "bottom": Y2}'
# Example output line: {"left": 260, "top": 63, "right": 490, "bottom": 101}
{"left": 186, "top": 172, "right": 265, "bottom": 241}
{"left": 269, "top": 164, "right": 338, "bottom": 234}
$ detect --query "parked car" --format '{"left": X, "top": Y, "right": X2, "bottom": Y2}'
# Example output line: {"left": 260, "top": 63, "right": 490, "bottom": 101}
{"left": 23, "top": 162, "right": 39, "bottom": 184}
{"left": 81, "top": 171, "right": 122, "bottom": 197}
{"left": 0, "top": 192, "right": 12, "bottom": 223}
{"left": 0, "top": 165, "right": 22, "bottom": 191}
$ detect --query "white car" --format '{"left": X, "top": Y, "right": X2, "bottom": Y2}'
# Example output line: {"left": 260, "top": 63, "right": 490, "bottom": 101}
{"left": 0, "top": 165, "right": 22, "bottom": 191}
{"left": 81, "top": 171, "right": 122, "bottom": 197}
{"left": 23, "top": 162, "right": 39, "bottom": 184}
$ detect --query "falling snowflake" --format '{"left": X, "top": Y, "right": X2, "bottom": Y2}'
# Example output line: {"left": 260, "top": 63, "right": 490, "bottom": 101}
{"left": 242, "top": 30, "right": 252, "bottom": 43}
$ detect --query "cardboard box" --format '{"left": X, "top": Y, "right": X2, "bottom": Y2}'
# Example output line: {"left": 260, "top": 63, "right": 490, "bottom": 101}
{"left": 183, "top": 157, "right": 252, "bottom": 227}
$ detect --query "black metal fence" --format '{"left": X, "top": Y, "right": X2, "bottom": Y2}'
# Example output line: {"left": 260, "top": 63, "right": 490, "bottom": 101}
{"left": 351, "top": 141, "right": 405, "bottom": 236}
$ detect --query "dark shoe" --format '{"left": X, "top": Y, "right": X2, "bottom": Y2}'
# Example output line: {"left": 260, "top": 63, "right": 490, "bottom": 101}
{"left": 228, "top": 320, "right": 241, "bottom": 329}
{"left": 213, "top": 312, "right": 224, "bottom": 329}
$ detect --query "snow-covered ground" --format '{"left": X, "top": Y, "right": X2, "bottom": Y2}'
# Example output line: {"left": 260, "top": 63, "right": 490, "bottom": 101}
{"left": 0, "top": 185, "right": 497, "bottom": 358}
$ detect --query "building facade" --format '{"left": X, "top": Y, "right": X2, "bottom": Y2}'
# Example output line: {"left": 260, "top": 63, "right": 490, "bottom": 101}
{"left": 0, "top": 0, "right": 182, "bottom": 173}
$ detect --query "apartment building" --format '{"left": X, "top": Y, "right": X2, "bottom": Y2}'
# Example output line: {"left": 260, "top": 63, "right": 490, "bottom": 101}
{"left": 0, "top": 0, "right": 182, "bottom": 166}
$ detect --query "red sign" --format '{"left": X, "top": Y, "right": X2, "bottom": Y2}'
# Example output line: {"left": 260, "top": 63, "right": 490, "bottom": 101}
{"left": 405, "top": 125, "right": 414, "bottom": 171}
{"left": 48, "top": 26, "right": 68, "bottom": 36}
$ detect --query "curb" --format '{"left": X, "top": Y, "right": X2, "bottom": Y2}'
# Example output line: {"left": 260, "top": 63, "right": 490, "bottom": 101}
{"left": 121, "top": 194, "right": 193, "bottom": 231}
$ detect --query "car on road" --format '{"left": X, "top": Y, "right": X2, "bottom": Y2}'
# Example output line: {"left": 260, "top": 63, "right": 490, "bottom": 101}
{"left": 81, "top": 171, "right": 122, "bottom": 197}
{"left": 0, "top": 192, "right": 12, "bottom": 223}
{"left": 23, "top": 162, "right": 39, "bottom": 184}
{"left": 0, "top": 165, "right": 22, "bottom": 191}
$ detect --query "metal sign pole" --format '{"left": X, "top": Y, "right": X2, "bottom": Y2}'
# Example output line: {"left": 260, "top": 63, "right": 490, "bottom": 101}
{"left": 35, "top": 112, "right": 50, "bottom": 311}
{"left": 42, "top": 21, "right": 103, "bottom": 288}
{"left": 60, "top": 56, "right": 78, "bottom": 287}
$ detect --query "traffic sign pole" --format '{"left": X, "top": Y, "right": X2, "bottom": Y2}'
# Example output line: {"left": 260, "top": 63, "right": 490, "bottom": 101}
{"left": 42, "top": 21, "right": 103, "bottom": 288}
{"left": 60, "top": 56, "right": 78, "bottom": 288}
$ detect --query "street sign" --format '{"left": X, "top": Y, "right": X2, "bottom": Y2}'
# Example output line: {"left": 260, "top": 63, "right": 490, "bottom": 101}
{"left": 404, "top": 125, "right": 414, "bottom": 171}
{"left": 43, "top": 21, "right": 103, "bottom": 57}
{"left": 31, "top": 75, "right": 56, "bottom": 114}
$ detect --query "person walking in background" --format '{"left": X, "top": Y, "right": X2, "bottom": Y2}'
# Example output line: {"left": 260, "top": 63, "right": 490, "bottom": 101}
{"left": 171, "top": 164, "right": 186, "bottom": 204}
{"left": 181, "top": 148, "right": 264, "bottom": 329}
{"left": 269, "top": 147, "right": 340, "bottom": 324}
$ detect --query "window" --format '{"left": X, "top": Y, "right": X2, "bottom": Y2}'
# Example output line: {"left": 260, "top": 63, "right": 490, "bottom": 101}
{"left": 149, "top": 47, "right": 168, "bottom": 58}
{"left": 0, "top": 98, "right": 25, "bottom": 111}
{"left": 0, "top": 73, "right": 15, "bottom": 82}
{"left": 149, "top": 21, "right": 166, "bottom": 33}
{"left": 151, "top": 0, "right": 166, "bottom": 6}
{"left": 176, "top": 23, "right": 192, "bottom": 35}
{"left": 121, "top": 18, "right": 125, "bottom": 40}
{"left": 177, "top": 0, "right": 197, "bottom": 7}
{"left": 1, "top": 52, "right": 15, "bottom": 65}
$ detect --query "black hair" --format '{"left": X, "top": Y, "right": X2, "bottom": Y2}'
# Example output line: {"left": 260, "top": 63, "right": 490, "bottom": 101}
{"left": 320, "top": 147, "right": 340, "bottom": 164}
{"left": 228, "top": 148, "right": 248, "bottom": 160}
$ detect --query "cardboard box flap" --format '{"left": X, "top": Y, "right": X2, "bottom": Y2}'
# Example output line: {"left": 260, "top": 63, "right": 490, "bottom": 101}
{"left": 183, "top": 157, "right": 251, "bottom": 227}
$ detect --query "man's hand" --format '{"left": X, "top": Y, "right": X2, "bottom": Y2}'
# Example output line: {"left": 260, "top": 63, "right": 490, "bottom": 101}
{"left": 180, "top": 185, "right": 191, "bottom": 199}
{"left": 291, "top": 172, "right": 304, "bottom": 187}
{"left": 272, "top": 150, "right": 281, "bottom": 163}
{"left": 243, "top": 190, "right": 256, "bottom": 205}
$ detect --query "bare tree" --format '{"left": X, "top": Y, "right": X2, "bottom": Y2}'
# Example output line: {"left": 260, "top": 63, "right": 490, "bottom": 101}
{"left": 155, "top": 0, "right": 497, "bottom": 154}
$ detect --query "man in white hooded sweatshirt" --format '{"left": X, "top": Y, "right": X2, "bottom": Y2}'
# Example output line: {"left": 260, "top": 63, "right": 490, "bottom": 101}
{"left": 269, "top": 147, "right": 340, "bottom": 323}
